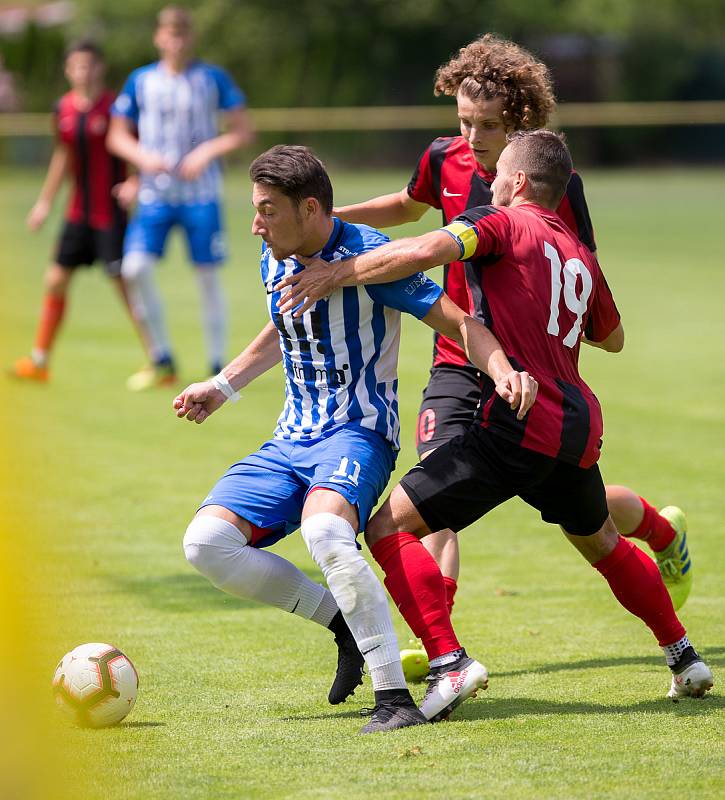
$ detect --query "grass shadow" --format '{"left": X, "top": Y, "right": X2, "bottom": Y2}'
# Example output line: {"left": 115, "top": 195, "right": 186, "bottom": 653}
{"left": 496, "top": 646, "right": 725, "bottom": 678}
{"left": 280, "top": 708, "right": 367, "bottom": 722}
{"left": 279, "top": 693, "right": 722, "bottom": 728}
{"left": 107, "top": 564, "right": 323, "bottom": 612}
{"left": 452, "top": 692, "right": 723, "bottom": 722}
{"left": 107, "top": 573, "right": 262, "bottom": 612}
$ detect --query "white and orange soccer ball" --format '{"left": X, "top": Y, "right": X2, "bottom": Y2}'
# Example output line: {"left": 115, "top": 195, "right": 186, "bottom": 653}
{"left": 52, "top": 643, "right": 138, "bottom": 728}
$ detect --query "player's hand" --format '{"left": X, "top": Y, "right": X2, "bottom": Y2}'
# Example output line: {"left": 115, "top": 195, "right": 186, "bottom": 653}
{"left": 274, "top": 255, "right": 335, "bottom": 316}
{"left": 177, "top": 146, "right": 212, "bottom": 181}
{"left": 112, "top": 177, "right": 139, "bottom": 210}
{"left": 27, "top": 199, "right": 51, "bottom": 231}
{"left": 173, "top": 380, "right": 227, "bottom": 424}
{"left": 139, "top": 150, "right": 171, "bottom": 175}
{"left": 494, "top": 370, "right": 538, "bottom": 420}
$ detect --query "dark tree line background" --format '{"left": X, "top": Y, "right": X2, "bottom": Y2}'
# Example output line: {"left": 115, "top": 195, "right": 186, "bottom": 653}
{"left": 2, "top": 0, "right": 725, "bottom": 165}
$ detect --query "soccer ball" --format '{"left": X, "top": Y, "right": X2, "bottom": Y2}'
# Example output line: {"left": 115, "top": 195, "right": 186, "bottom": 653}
{"left": 52, "top": 643, "right": 138, "bottom": 728}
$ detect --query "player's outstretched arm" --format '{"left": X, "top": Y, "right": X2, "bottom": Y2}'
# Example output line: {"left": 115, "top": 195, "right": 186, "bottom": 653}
{"left": 421, "top": 295, "right": 538, "bottom": 419}
{"left": 335, "top": 188, "right": 429, "bottom": 228}
{"left": 275, "top": 229, "right": 459, "bottom": 316}
{"left": 27, "top": 144, "right": 69, "bottom": 231}
{"left": 173, "top": 322, "right": 282, "bottom": 424}
{"left": 461, "top": 315, "right": 538, "bottom": 420}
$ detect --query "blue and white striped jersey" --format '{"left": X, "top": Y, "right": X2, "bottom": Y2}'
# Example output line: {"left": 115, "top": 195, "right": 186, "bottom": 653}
{"left": 262, "top": 218, "right": 444, "bottom": 449}
{"left": 111, "top": 61, "right": 245, "bottom": 206}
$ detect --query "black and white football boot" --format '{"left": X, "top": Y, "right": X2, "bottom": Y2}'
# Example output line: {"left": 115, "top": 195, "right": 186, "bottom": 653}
{"left": 667, "top": 646, "right": 714, "bottom": 701}
{"left": 419, "top": 649, "right": 489, "bottom": 722}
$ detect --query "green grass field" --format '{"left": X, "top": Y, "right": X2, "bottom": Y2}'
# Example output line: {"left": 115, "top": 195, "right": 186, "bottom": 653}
{"left": 1, "top": 166, "right": 724, "bottom": 799}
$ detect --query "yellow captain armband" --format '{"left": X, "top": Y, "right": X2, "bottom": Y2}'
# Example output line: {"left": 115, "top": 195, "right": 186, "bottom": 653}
{"left": 440, "top": 221, "right": 479, "bottom": 260}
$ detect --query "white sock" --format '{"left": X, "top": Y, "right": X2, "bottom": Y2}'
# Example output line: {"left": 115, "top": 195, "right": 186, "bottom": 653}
{"left": 31, "top": 348, "right": 48, "bottom": 367}
{"left": 122, "top": 252, "right": 172, "bottom": 362}
{"left": 663, "top": 635, "right": 692, "bottom": 667}
{"left": 429, "top": 648, "right": 465, "bottom": 669}
{"left": 301, "top": 512, "right": 406, "bottom": 691}
{"left": 183, "top": 516, "right": 337, "bottom": 625}
{"left": 310, "top": 588, "right": 339, "bottom": 628}
{"left": 195, "top": 267, "right": 227, "bottom": 370}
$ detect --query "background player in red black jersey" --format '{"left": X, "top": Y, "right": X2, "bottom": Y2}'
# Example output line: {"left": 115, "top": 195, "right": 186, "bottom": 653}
{"left": 286, "top": 130, "right": 713, "bottom": 721}
{"left": 11, "top": 41, "right": 141, "bottom": 383}
{"left": 279, "top": 34, "right": 694, "bottom": 648}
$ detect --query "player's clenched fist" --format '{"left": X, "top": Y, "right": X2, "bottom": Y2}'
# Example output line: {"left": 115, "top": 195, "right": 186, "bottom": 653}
{"left": 494, "top": 370, "right": 538, "bottom": 421}
{"left": 173, "top": 380, "right": 226, "bottom": 424}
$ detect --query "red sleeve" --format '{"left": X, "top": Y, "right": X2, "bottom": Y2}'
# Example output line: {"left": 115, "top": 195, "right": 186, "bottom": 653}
{"left": 557, "top": 171, "right": 596, "bottom": 253}
{"left": 406, "top": 138, "right": 450, "bottom": 210}
{"left": 585, "top": 268, "right": 620, "bottom": 342}
{"left": 460, "top": 206, "right": 509, "bottom": 259}
{"left": 442, "top": 206, "right": 509, "bottom": 261}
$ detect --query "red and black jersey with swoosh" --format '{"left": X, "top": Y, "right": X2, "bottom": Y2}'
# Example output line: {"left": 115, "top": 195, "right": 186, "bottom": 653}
{"left": 407, "top": 135, "right": 596, "bottom": 368}
{"left": 55, "top": 90, "right": 126, "bottom": 230}
{"left": 446, "top": 203, "right": 619, "bottom": 467}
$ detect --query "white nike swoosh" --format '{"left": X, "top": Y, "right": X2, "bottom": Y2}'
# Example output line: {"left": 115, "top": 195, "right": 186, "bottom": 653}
{"left": 443, "top": 188, "right": 463, "bottom": 197}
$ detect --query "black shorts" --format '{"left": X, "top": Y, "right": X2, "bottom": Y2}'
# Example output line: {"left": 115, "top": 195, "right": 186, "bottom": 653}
{"left": 416, "top": 364, "right": 481, "bottom": 458}
{"left": 55, "top": 220, "right": 125, "bottom": 277}
{"left": 401, "top": 425, "right": 609, "bottom": 536}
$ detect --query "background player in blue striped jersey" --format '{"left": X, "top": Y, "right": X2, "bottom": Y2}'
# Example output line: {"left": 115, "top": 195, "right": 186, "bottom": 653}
{"left": 173, "top": 145, "right": 536, "bottom": 732}
{"left": 107, "top": 6, "right": 253, "bottom": 390}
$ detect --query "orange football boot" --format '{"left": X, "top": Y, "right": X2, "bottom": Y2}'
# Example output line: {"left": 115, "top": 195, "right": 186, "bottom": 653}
{"left": 10, "top": 356, "right": 49, "bottom": 383}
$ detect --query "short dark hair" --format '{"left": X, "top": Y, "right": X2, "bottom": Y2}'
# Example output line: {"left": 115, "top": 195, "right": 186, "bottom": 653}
{"left": 249, "top": 145, "right": 333, "bottom": 215}
{"left": 65, "top": 39, "right": 105, "bottom": 62}
{"left": 504, "top": 130, "right": 572, "bottom": 206}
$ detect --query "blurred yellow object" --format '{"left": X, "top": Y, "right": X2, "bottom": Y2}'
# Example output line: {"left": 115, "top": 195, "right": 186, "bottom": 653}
{"left": 0, "top": 414, "right": 75, "bottom": 799}
{"left": 401, "top": 640, "right": 429, "bottom": 683}
{"left": 126, "top": 363, "right": 177, "bottom": 391}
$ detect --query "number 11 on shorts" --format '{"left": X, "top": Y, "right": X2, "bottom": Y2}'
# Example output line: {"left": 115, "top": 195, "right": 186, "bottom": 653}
{"left": 333, "top": 456, "right": 361, "bottom": 485}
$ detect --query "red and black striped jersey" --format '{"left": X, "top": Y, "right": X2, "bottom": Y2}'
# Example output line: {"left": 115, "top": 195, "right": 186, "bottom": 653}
{"left": 55, "top": 90, "right": 126, "bottom": 229}
{"left": 407, "top": 135, "right": 596, "bottom": 368}
{"left": 441, "top": 203, "right": 620, "bottom": 468}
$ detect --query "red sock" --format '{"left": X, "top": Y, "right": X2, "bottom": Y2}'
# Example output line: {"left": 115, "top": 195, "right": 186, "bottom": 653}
{"left": 627, "top": 497, "right": 676, "bottom": 552}
{"left": 370, "top": 532, "right": 460, "bottom": 659}
{"left": 443, "top": 576, "right": 458, "bottom": 616}
{"left": 593, "top": 536, "right": 685, "bottom": 646}
{"left": 34, "top": 293, "right": 66, "bottom": 354}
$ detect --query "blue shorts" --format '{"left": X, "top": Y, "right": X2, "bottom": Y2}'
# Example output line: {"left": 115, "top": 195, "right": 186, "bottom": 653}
{"left": 199, "top": 426, "right": 397, "bottom": 549}
{"left": 124, "top": 201, "right": 226, "bottom": 265}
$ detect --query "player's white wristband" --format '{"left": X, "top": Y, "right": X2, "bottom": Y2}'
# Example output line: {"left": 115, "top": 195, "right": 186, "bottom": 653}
{"left": 211, "top": 372, "right": 241, "bottom": 404}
